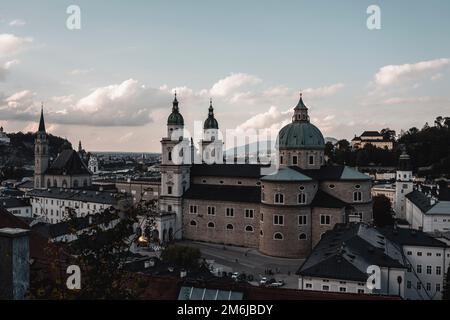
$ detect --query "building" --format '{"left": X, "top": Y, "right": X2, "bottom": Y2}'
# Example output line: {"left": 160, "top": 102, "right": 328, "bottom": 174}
{"left": 372, "top": 183, "right": 395, "bottom": 206}
{"left": 405, "top": 189, "right": 450, "bottom": 233}
{"left": 394, "top": 151, "right": 414, "bottom": 219}
{"left": 0, "top": 197, "right": 31, "bottom": 217}
{"left": 155, "top": 94, "right": 373, "bottom": 259}
{"left": 114, "top": 178, "right": 161, "bottom": 204}
{"left": 34, "top": 106, "right": 92, "bottom": 189}
{"left": 297, "top": 223, "right": 449, "bottom": 299}
{"left": 88, "top": 155, "right": 99, "bottom": 175}
{"left": 0, "top": 126, "right": 10, "bottom": 145}
{"left": 351, "top": 131, "right": 394, "bottom": 150}
{"left": 28, "top": 188, "right": 130, "bottom": 224}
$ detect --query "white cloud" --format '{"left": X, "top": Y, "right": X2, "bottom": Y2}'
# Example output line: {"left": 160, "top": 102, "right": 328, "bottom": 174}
{"left": 373, "top": 58, "right": 450, "bottom": 87}
{"left": 69, "top": 68, "right": 93, "bottom": 76}
{"left": 0, "top": 33, "right": 33, "bottom": 57}
{"left": 236, "top": 106, "right": 291, "bottom": 133}
{"left": 0, "top": 59, "right": 20, "bottom": 80}
{"left": 210, "top": 73, "right": 262, "bottom": 97}
{"left": 9, "top": 19, "right": 26, "bottom": 27}
{"left": 303, "top": 83, "right": 345, "bottom": 98}
{"left": 381, "top": 96, "right": 450, "bottom": 105}
{"left": 431, "top": 73, "right": 443, "bottom": 81}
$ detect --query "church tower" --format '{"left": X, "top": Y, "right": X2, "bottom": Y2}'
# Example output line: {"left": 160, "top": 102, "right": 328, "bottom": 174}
{"left": 34, "top": 105, "right": 49, "bottom": 189}
{"left": 159, "top": 93, "right": 191, "bottom": 241}
{"left": 394, "top": 150, "right": 413, "bottom": 220}
{"left": 201, "top": 99, "right": 223, "bottom": 164}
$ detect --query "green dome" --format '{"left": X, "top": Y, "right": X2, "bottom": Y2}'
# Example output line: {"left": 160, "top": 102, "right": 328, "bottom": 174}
{"left": 167, "top": 93, "right": 184, "bottom": 125}
{"left": 278, "top": 122, "right": 325, "bottom": 150}
{"left": 204, "top": 117, "right": 218, "bottom": 129}
{"left": 167, "top": 111, "right": 184, "bottom": 125}
{"left": 204, "top": 101, "right": 219, "bottom": 129}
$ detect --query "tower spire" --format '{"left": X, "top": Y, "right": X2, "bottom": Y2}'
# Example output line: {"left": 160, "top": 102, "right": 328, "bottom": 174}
{"left": 172, "top": 91, "right": 179, "bottom": 111}
{"left": 38, "top": 103, "right": 46, "bottom": 133}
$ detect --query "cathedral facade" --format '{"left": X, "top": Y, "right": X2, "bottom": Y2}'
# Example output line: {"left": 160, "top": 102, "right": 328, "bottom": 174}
{"left": 157, "top": 94, "right": 373, "bottom": 259}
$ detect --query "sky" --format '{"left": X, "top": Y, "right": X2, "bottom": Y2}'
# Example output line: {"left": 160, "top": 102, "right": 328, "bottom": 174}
{"left": 0, "top": 0, "right": 449, "bottom": 152}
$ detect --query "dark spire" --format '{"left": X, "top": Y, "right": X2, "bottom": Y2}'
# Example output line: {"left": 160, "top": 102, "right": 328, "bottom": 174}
{"left": 208, "top": 98, "right": 214, "bottom": 116}
{"left": 78, "top": 141, "right": 82, "bottom": 152}
{"left": 204, "top": 98, "right": 219, "bottom": 129}
{"left": 172, "top": 91, "right": 179, "bottom": 111}
{"left": 38, "top": 103, "right": 46, "bottom": 132}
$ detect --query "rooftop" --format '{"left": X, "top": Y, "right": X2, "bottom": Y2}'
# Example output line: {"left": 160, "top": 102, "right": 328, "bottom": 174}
{"left": 27, "top": 188, "right": 124, "bottom": 205}
{"left": 183, "top": 184, "right": 261, "bottom": 203}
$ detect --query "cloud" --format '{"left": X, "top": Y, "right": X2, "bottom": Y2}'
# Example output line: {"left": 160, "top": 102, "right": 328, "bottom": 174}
{"left": 69, "top": 68, "right": 93, "bottom": 76}
{"left": 210, "top": 73, "right": 262, "bottom": 97}
{"left": 0, "top": 33, "right": 33, "bottom": 57}
{"left": 303, "top": 83, "right": 345, "bottom": 98}
{"left": 9, "top": 19, "right": 26, "bottom": 27}
{"left": 0, "top": 59, "right": 20, "bottom": 80}
{"left": 373, "top": 58, "right": 450, "bottom": 87}
{"left": 381, "top": 96, "right": 450, "bottom": 105}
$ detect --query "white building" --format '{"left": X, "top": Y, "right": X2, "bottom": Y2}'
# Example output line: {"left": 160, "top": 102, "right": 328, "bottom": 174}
{"left": 0, "top": 197, "right": 31, "bottom": 217}
{"left": 297, "top": 224, "right": 449, "bottom": 300}
{"left": 405, "top": 189, "right": 450, "bottom": 233}
{"left": 27, "top": 188, "right": 130, "bottom": 224}
{"left": 394, "top": 151, "right": 414, "bottom": 220}
{"left": 88, "top": 155, "right": 99, "bottom": 175}
{"left": 372, "top": 183, "right": 395, "bottom": 207}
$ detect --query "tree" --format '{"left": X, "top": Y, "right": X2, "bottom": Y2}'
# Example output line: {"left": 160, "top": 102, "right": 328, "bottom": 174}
{"left": 443, "top": 265, "right": 450, "bottom": 300}
{"left": 380, "top": 128, "right": 396, "bottom": 141}
{"left": 324, "top": 142, "right": 334, "bottom": 158}
{"left": 373, "top": 195, "right": 394, "bottom": 227}
{"left": 161, "top": 245, "right": 202, "bottom": 270}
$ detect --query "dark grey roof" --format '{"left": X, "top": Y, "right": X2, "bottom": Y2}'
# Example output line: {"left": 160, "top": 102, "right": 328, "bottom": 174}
{"left": 290, "top": 165, "right": 371, "bottom": 181}
{"left": 46, "top": 149, "right": 91, "bottom": 175}
{"left": 38, "top": 107, "right": 46, "bottom": 132}
{"left": 0, "top": 197, "right": 30, "bottom": 209}
{"left": 297, "top": 224, "right": 405, "bottom": 281}
{"left": 191, "top": 164, "right": 269, "bottom": 178}
{"left": 183, "top": 184, "right": 260, "bottom": 203}
{"left": 32, "top": 209, "right": 119, "bottom": 239}
{"left": 311, "top": 190, "right": 347, "bottom": 208}
{"left": 405, "top": 190, "right": 434, "bottom": 212}
{"left": 379, "top": 226, "right": 448, "bottom": 248}
{"left": 361, "top": 131, "right": 382, "bottom": 137}
{"left": 27, "top": 188, "right": 122, "bottom": 205}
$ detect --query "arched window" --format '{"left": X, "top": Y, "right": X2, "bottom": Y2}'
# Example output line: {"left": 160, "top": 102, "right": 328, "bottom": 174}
{"left": 309, "top": 155, "right": 314, "bottom": 165}
{"left": 260, "top": 230, "right": 263, "bottom": 236}
{"left": 73, "top": 180, "right": 79, "bottom": 188}
{"left": 83, "top": 179, "right": 88, "bottom": 187}
{"left": 53, "top": 180, "right": 57, "bottom": 187}
{"left": 245, "top": 225, "right": 254, "bottom": 232}
{"left": 190, "top": 220, "right": 197, "bottom": 226}
{"left": 298, "top": 193, "right": 307, "bottom": 204}
{"left": 292, "top": 155, "right": 298, "bottom": 165}
{"left": 274, "top": 193, "right": 284, "bottom": 204}
{"left": 226, "top": 224, "right": 234, "bottom": 230}
{"left": 62, "top": 180, "right": 68, "bottom": 188}
{"left": 207, "top": 222, "right": 215, "bottom": 228}
{"left": 168, "top": 151, "right": 172, "bottom": 161}
{"left": 47, "top": 179, "right": 51, "bottom": 188}
{"left": 299, "top": 233, "right": 307, "bottom": 240}
{"left": 273, "top": 232, "right": 284, "bottom": 240}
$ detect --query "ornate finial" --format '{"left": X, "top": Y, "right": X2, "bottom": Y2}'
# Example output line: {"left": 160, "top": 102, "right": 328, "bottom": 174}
{"left": 174, "top": 90, "right": 177, "bottom": 98}
{"left": 210, "top": 98, "right": 213, "bottom": 107}
{"left": 300, "top": 92, "right": 303, "bottom": 98}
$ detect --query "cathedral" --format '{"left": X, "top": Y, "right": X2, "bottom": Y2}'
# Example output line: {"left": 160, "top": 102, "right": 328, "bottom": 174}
{"left": 157, "top": 94, "right": 373, "bottom": 259}
{"left": 34, "top": 107, "right": 92, "bottom": 189}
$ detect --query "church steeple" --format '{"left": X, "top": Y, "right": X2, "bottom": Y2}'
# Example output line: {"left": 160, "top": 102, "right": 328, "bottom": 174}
{"left": 38, "top": 104, "right": 46, "bottom": 133}
{"left": 293, "top": 93, "right": 309, "bottom": 123}
{"left": 204, "top": 98, "right": 219, "bottom": 129}
{"left": 167, "top": 92, "right": 184, "bottom": 126}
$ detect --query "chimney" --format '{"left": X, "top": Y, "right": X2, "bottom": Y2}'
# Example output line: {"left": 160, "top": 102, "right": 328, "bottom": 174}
{"left": 0, "top": 228, "right": 30, "bottom": 300}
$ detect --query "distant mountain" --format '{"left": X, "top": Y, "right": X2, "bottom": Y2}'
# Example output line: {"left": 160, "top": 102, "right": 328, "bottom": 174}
{"left": 325, "top": 137, "right": 338, "bottom": 145}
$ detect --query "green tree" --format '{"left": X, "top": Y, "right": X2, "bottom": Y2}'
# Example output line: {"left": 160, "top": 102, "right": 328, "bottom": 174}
{"left": 373, "top": 195, "right": 394, "bottom": 227}
{"left": 161, "top": 245, "right": 201, "bottom": 270}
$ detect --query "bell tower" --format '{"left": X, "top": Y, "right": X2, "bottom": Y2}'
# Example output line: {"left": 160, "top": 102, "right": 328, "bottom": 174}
{"left": 201, "top": 99, "right": 223, "bottom": 164}
{"left": 159, "top": 93, "right": 191, "bottom": 241}
{"left": 394, "top": 150, "right": 413, "bottom": 220}
{"left": 34, "top": 105, "right": 49, "bottom": 189}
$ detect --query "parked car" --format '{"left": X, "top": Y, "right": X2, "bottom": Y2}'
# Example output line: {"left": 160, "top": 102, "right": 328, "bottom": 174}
{"left": 259, "top": 277, "right": 268, "bottom": 285}
{"left": 268, "top": 280, "right": 285, "bottom": 288}
{"left": 231, "top": 272, "right": 240, "bottom": 280}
